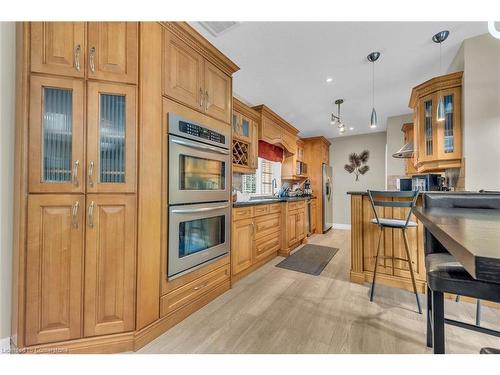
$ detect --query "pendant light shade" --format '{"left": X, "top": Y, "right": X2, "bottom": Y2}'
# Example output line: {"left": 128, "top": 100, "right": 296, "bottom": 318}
{"left": 367, "top": 52, "right": 380, "bottom": 129}
{"left": 370, "top": 107, "right": 378, "bottom": 128}
{"left": 433, "top": 30, "right": 449, "bottom": 122}
{"left": 437, "top": 96, "right": 446, "bottom": 122}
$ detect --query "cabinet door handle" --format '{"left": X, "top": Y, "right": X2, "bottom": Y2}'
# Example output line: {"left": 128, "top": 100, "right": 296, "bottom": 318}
{"left": 89, "top": 46, "right": 96, "bottom": 73}
{"left": 71, "top": 201, "right": 79, "bottom": 228}
{"left": 193, "top": 282, "right": 208, "bottom": 291}
{"left": 88, "top": 201, "right": 95, "bottom": 228}
{"left": 199, "top": 88, "right": 204, "bottom": 108}
{"left": 205, "top": 91, "right": 209, "bottom": 111}
{"left": 72, "top": 160, "right": 80, "bottom": 187}
{"left": 74, "top": 44, "right": 81, "bottom": 72}
{"left": 88, "top": 161, "right": 94, "bottom": 187}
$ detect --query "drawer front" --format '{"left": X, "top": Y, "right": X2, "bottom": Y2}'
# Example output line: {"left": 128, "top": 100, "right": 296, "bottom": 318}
{"left": 160, "top": 264, "right": 230, "bottom": 317}
{"left": 255, "top": 213, "right": 280, "bottom": 238}
{"left": 233, "top": 206, "right": 254, "bottom": 221}
{"left": 269, "top": 203, "right": 282, "bottom": 214}
{"left": 253, "top": 204, "right": 270, "bottom": 217}
{"left": 288, "top": 201, "right": 305, "bottom": 211}
{"left": 255, "top": 231, "right": 280, "bottom": 261}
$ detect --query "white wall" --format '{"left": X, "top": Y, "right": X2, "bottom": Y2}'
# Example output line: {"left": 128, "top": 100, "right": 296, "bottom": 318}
{"left": 461, "top": 34, "right": 500, "bottom": 191}
{"left": 329, "top": 132, "right": 387, "bottom": 225}
{"left": 0, "top": 22, "right": 16, "bottom": 347}
{"left": 386, "top": 113, "right": 413, "bottom": 178}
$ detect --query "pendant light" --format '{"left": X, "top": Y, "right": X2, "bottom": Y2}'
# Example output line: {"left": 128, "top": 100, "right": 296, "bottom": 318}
{"left": 432, "top": 30, "right": 449, "bottom": 122}
{"left": 488, "top": 21, "right": 500, "bottom": 39}
{"left": 367, "top": 52, "right": 380, "bottom": 128}
{"left": 331, "top": 99, "right": 346, "bottom": 133}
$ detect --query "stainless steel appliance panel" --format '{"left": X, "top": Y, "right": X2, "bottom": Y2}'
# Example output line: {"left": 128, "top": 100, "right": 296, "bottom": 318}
{"left": 322, "top": 163, "right": 333, "bottom": 232}
{"left": 169, "top": 134, "right": 230, "bottom": 204}
{"left": 168, "top": 202, "right": 230, "bottom": 278}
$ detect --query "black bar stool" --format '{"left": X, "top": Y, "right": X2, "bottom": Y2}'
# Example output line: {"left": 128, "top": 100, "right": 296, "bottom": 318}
{"left": 367, "top": 190, "right": 422, "bottom": 314}
{"left": 423, "top": 193, "right": 500, "bottom": 354}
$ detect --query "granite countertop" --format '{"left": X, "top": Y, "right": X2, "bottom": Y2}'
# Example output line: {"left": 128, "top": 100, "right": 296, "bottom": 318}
{"left": 233, "top": 195, "right": 316, "bottom": 207}
{"left": 347, "top": 191, "right": 497, "bottom": 195}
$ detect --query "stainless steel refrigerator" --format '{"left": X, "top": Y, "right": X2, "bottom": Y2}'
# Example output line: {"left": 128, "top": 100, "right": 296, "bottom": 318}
{"left": 322, "top": 163, "right": 333, "bottom": 232}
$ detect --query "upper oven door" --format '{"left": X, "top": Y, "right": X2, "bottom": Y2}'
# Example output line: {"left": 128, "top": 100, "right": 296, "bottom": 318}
{"left": 169, "top": 134, "right": 230, "bottom": 205}
{"left": 168, "top": 202, "right": 230, "bottom": 279}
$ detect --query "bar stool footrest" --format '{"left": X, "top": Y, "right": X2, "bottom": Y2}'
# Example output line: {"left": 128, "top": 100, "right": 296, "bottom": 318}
{"left": 444, "top": 318, "right": 500, "bottom": 338}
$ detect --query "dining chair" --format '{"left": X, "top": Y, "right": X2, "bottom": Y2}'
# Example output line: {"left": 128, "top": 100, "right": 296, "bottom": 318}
{"left": 367, "top": 190, "right": 422, "bottom": 314}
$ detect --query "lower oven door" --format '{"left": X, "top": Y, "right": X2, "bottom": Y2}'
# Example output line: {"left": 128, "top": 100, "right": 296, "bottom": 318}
{"left": 169, "top": 135, "right": 230, "bottom": 205}
{"left": 168, "top": 201, "right": 230, "bottom": 279}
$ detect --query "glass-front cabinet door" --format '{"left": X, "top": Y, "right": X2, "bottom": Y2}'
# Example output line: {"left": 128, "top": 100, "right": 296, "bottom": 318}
{"left": 232, "top": 112, "right": 251, "bottom": 142}
{"left": 418, "top": 93, "right": 437, "bottom": 163}
{"left": 29, "top": 76, "right": 85, "bottom": 193}
{"left": 86, "top": 81, "right": 137, "bottom": 193}
{"left": 436, "top": 87, "right": 461, "bottom": 160}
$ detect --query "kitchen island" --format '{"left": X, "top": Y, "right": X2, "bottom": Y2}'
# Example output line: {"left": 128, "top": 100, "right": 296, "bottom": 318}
{"left": 348, "top": 191, "right": 427, "bottom": 293}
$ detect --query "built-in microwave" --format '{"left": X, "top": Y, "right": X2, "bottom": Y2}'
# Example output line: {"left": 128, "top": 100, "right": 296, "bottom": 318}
{"left": 168, "top": 113, "right": 230, "bottom": 205}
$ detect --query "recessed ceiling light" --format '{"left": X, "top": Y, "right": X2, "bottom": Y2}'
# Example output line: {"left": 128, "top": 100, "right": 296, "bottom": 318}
{"left": 349, "top": 127, "right": 354, "bottom": 130}
{"left": 326, "top": 77, "right": 333, "bottom": 83}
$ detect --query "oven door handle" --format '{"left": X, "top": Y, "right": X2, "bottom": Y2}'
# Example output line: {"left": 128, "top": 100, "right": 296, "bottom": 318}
{"left": 171, "top": 137, "right": 229, "bottom": 155}
{"left": 171, "top": 204, "right": 229, "bottom": 214}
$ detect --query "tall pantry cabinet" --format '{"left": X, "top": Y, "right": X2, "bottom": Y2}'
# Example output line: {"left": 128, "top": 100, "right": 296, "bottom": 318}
{"left": 22, "top": 22, "right": 138, "bottom": 346}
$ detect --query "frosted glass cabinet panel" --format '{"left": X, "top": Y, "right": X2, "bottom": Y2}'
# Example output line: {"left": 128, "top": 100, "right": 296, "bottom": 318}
{"left": 29, "top": 76, "right": 84, "bottom": 193}
{"left": 87, "top": 81, "right": 137, "bottom": 193}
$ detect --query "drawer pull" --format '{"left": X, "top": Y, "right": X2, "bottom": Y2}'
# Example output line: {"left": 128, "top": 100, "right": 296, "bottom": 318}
{"left": 193, "top": 282, "right": 208, "bottom": 291}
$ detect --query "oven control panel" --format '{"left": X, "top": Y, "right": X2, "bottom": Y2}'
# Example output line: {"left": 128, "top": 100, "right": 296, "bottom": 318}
{"left": 179, "top": 121, "right": 226, "bottom": 146}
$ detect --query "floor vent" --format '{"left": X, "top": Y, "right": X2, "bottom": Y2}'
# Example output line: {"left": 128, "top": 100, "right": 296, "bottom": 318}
{"left": 198, "top": 22, "right": 239, "bottom": 37}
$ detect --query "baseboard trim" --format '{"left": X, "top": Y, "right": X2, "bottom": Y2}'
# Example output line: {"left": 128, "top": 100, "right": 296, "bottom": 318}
{"left": 1, "top": 337, "right": 11, "bottom": 354}
{"left": 333, "top": 223, "right": 351, "bottom": 230}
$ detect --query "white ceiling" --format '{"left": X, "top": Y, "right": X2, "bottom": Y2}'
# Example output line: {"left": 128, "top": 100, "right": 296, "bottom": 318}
{"left": 190, "top": 21, "right": 487, "bottom": 138}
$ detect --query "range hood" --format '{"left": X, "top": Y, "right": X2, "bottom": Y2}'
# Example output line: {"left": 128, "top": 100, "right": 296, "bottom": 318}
{"left": 392, "top": 141, "right": 414, "bottom": 159}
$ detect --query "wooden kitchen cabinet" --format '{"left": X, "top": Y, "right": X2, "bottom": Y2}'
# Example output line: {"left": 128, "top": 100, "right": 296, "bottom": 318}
{"left": 15, "top": 21, "right": 238, "bottom": 354}
{"left": 232, "top": 204, "right": 281, "bottom": 280}
{"left": 253, "top": 104, "right": 299, "bottom": 156}
{"left": 87, "top": 22, "right": 138, "bottom": 84}
{"left": 84, "top": 194, "right": 136, "bottom": 336}
{"left": 31, "top": 22, "right": 86, "bottom": 78}
{"left": 204, "top": 60, "right": 231, "bottom": 123}
{"left": 310, "top": 199, "right": 317, "bottom": 233}
{"left": 302, "top": 137, "right": 331, "bottom": 234}
{"left": 163, "top": 30, "right": 204, "bottom": 110}
{"left": 409, "top": 72, "right": 462, "bottom": 172}
{"left": 231, "top": 218, "right": 254, "bottom": 275}
{"left": 280, "top": 201, "right": 306, "bottom": 256}
{"left": 86, "top": 81, "right": 137, "bottom": 193}
{"left": 282, "top": 138, "right": 307, "bottom": 180}
{"left": 29, "top": 75, "right": 85, "bottom": 194}
{"left": 162, "top": 26, "right": 236, "bottom": 124}
{"left": 287, "top": 212, "right": 298, "bottom": 247}
{"left": 232, "top": 98, "right": 260, "bottom": 173}
{"left": 25, "top": 194, "right": 85, "bottom": 346}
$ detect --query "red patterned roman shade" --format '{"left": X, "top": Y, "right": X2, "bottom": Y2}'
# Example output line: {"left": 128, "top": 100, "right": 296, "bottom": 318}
{"left": 258, "top": 140, "right": 283, "bottom": 162}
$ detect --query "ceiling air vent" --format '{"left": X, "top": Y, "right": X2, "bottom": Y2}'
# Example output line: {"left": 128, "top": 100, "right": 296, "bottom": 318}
{"left": 199, "top": 22, "right": 239, "bottom": 37}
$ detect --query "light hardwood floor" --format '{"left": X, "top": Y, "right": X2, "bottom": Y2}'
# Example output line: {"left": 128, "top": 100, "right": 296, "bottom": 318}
{"left": 139, "top": 229, "right": 500, "bottom": 354}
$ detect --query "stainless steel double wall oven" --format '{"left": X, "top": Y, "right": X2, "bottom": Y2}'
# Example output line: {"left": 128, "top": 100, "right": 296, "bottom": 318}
{"left": 167, "top": 113, "right": 231, "bottom": 279}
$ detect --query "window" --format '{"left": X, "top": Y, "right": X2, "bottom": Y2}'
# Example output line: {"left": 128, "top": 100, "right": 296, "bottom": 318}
{"left": 241, "top": 158, "right": 281, "bottom": 197}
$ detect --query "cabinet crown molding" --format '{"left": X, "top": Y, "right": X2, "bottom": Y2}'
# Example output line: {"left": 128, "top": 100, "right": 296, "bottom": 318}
{"left": 252, "top": 104, "right": 299, "bottom": 135}
{"left": 301, "top": 136, "right": 331, "bottom": 147}
{"left": 160, "top": 22, "right": 239, "bottom": 76}
{"left": 233, "top": 97, "right": 260, "bottom": 122}
{"left": 409, "top": 71, "right": 463, "bottom": 108}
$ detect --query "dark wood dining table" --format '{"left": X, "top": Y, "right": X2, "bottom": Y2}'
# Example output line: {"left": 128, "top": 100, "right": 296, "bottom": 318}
{"left": 413, "top": 206, "right": 500, "bottom": 283}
